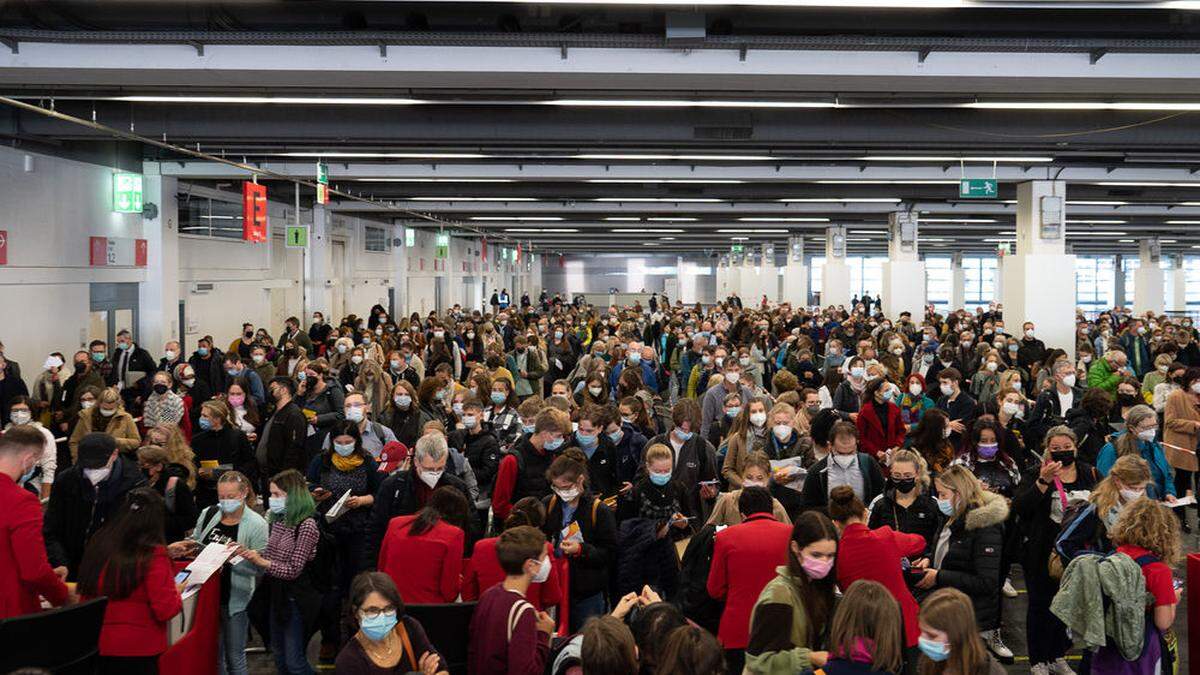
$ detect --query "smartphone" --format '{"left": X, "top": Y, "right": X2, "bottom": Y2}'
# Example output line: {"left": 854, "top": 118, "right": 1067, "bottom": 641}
{"left": 1173, "top": 578, "right": 1184, "bottom": 591}
{"left": 174, "top": 570, "right": 192, "bottom": 585}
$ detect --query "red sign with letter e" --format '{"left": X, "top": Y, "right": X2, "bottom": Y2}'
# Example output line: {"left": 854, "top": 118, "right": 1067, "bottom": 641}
{"left": 242, "top": 182, "right": 268, "bottom": 243}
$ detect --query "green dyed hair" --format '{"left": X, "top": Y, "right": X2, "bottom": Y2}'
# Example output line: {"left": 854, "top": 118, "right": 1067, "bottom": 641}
{"left": 270, "top": 469, "right": 316, "bottom": 527}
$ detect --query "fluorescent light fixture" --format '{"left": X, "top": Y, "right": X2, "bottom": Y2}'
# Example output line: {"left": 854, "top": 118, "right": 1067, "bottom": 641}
{"left": 603, "top": 217, "right": 642, "bottom": 221}
{"left": 642, "top": 242, "right": 661, "bottom": 246}
{"left": 470, "top": 216, "right": 564, "bottom": 221}
{"left": 1064, "top": 231, "right": 1128, "bottom": 236}
{"left": 731, "top": 237, "right": 750, "bottom": 241}
{"left": 1119, "top": 239, "right": 1136, "bottom": 243}
{"left": 548, "top": 99, "right": 836, "bottom": 109}
{"left": 1162, "top": 240, "right": 1178, "bottom": 243}
{"left": 586, "top": 179, "right": 745, "bottom": 184}
{"left": 921, "top": 218, "right": 999, "bottom": 223}
{"left": 1179, "top": 202, "right": 1200, "bottom": 206}
{"left": 1093, "top": 182, "right": 1200, "bottom": 187}
{"left": 646, "top": 217, "right": 698, "bottom": 222}
{"left": 1067, "top": 200, "right": 1129, "bottom": 206}
{"left": 610, "top": 228, "right": 686, "bottom": 234}
{"left": 593, "top": 197, "right": 724, "bottom": 203}
{"left": 860, "top": 155, "right": 1052, "bottom": 163}
{"left": 361, "top": 178, "right": 515, "bottom": 183}
{"left": 659, "top": 237, "right": 677, "bottom": 240}
{"left": 814, "top": 180, "right": 960, "bottom": 185}
{"left": 777, "top": 197, "right": 902, "bottom": 203}
{"left": 408, "top": 197, "right": 539, "bottom": 201}
{"left": 503, "top": 228, "right": 579, "bottom": 233}
{"left": 849, "top": 229, "right": 886, "bottom": 234}
{"left": 737, "top": 217, "right": 830, "bottom": 222}
{"left": 198, "top": 215, "right": 237, "bottom": 220}
{"left": 1168, "top": 220, "right": 1200, "bottom": 225}
{"left": 276, "top": 152, "right": 490, "bottom": 159}
{"left": 965, "top": 101, "right": 1200, "bottom": 111}
{"left": 572, "top": 154, "right": 774, "bottom": 161}
{"left": 717, "top": 229, "right": 790, "bottom": 234}
{"left": 1065, "top": 219, "right": 1127, "bottom": 224}
{"left": 113, "top": 95, "right": 427, "bottom": 105}
{"left": 847, "top": 237, "right": 874, "bottom": 241}
{"left": 983, "top": 238, "right": 1015, "bottom": 243}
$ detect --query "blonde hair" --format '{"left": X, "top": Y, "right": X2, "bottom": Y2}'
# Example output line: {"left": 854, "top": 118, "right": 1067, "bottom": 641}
{"left": 830, "top": 580, "right": 904, "bottom": 674}
{"left": 888, "top": 448, "right": 930, "bottom": 491}
{"left": 768, "top": 401, "right": 796, "bottom": 422}
{"left": 918, "top": 588, "right": 989, "bottom": 675}
{"left": 934, "top": 465, "right": 985, "bottom": 521}
{"left": 645, "top": 443, "right": 673, "bottom": 466}
{"left": 96, "top": 387, "right": 122, "bottom": 409}
{"left": 1090, "top": 454, "right": 1152, "bottom": 517}
{"left": 145, "top": 424, "right": 196, "bottom": 489}
{"left": 1110, "top": 498, "right": 1182, "bottom": 566}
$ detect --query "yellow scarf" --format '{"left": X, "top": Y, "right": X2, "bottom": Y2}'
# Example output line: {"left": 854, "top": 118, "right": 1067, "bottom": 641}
{"left": 331, "top": 452, "right": 365, "bottom": 472}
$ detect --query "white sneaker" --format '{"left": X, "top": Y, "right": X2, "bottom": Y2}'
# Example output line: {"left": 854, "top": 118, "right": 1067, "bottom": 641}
{"left": 1049, "top": 658, "right": 1076, "bottom": 675}
{"left": 1002, "top": 578, "right": 1018, "bottom": 597}
{"left": 1030, "top": 664, "right": 1051, "bottom": 675}
{"left": 983, "top": 629, "right": 1014, "bottom": 660}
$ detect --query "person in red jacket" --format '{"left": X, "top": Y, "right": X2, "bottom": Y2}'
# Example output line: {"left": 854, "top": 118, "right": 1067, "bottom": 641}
{"left": 462, "top": 496, "right": 562, "bottom": 611}
{"left": 828, "top": 485, "right": 925, "bottom": 660}
{"left": 856, "top": 378, "right": 907, "bottom": 464}
{"left": 706, "top": 486, "right": 792, "bottom": 674}
{"left": 78, "top": 487, "right": 182, "bottom": 675}
{"left": 378, "top": 485, "right": 469, "bottom": 603}
{"left": 490, "top": 408, "right": 569, "bottom": 523}
{"left": 0, "top": 426, "right": 70, "bottom": 619}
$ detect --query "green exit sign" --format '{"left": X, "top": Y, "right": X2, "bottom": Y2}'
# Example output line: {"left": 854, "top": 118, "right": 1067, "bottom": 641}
{"left": 435, "top": 232, "right": 450, "bottom": 259}
{"left": 316, "top": 161, "right": 328, "bottom": 185}
{"left": 286, "top": 225, "right": 309, "bottom": 248}
{"left": 959, "top": 178, "right": 998, "bottom": 199}
{"left": 113, "top": 173, "right": 143, "bottom": 213}
{"left": 731, "top": 244, "right": 744, "bottom": 253}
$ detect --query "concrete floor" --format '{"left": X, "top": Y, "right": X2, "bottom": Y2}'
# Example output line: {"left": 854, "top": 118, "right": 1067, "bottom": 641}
{"left": 247, "top": 530, "right": 1195, "bottom": 674}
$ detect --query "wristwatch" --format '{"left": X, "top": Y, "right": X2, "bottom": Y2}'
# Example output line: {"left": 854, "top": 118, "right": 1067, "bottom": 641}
{"left": 1037, "top": 478, "right": 1052, "bottom": 488}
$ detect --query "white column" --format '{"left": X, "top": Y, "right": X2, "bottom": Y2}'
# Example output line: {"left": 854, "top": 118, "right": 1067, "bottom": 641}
{"left": 781, "top": 235, "right": 809, "bottom": 308}
{"left": 140, "top": 170, "right": 180, "bottom": 351}
{"left": 391, "top": 220, "right": 409, "bottom": 316}
{"left": 1168, "top": 254, "right": 1188, "bottom": 313}
{"left": 950, "top": 253, "right": 966, "bottom": 311}
{"left": 715, "top": 256, "right": 728, "bottom": 300}
{"left": 727, "top": 248, "right": 743, "bottom": 300}
{"left": 760, "top": 242, "right": 777, "bottom": 304}
{"left": 822, "top": 226, "right": 852, "bottom": 308}
{"left": 1133, "top": 238, "right": 1165, "bottom": 314}
{"left": 882, "top": 211, "right": 926, "bottom": 319}
{"left": 305, "top": 202, "right": 333, "bottom": 318}
{"left": 740, "top": 249, "right": 761, "bottom": 304}
{"left": 1002, "top": 181, "right": 1076, "bottom": 360}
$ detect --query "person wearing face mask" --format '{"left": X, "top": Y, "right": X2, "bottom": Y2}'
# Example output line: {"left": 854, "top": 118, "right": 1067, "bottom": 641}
{"left": 643, "top": 398, "right": 720, "bottom": 521}
{"left": 543, "top": 448, "right": 618, "bottom": 631}
{"left": 258, "top": 377, "right": 310, "bottom": 492}
{"left": 1097, "top": 403, "right": 1177, "bottom": 505}
{"left": 1028, "top": 360, "right": 1083, "bottom": 447}
{"left": 223, "top": 355, "right": 267, "bottom": 407}
{"left": 968, "top": 353, "right": 1005, "bottom": 405}
{"left": 449, "top": 397, "right": 502, "bottom": 528}
{"left": 1118, "top": 319, "right": 1153, "bottom": 378}
{"left": 911, "top": 465, "right": 1010, "bottom": 662}
{"left": 365, "top": 432, "right": 471, "bottom": 569}
{"left": 620, "top": 444, "right": 690, "bottom": 599}
{"left": 952, "top": 419, "right": 1021, "bottom": 501}
{"left": 0, "top": 426, "right": 70, "bottom": 619}
{"left": 686, "top": 345, "right": 721, "bottom": 399}
{"left": 542, "top": 325, "right": 578, "bottom": 398}
{"left": 64, "top": 350, "right": 105, "bottom": 417}
{"left": 277, "top": 316, "right": 314, "bottom": 359}
{"left": 744, "top": 511, "right": 839, "bottom": 674}
{"left": 136, "top": 444, "right": 197, "bottom": 543}
{"left": 1011, "top": 427, "right": 1101, "bottom": 675}
{"left": 44, "top": 433, "right": 146, "bottom": 579}
{"left": 378, "top": 485, "right": 470, "bottom": 604}
{"left": 506, "top": 335, "right": 547, "bottom": 402}
{"left": 800, "top": 421, "right": 885, "bottom": 511}
{"left": 308, "top": 312, "right": 332, "bottom": 355}
{"left": 4, "top": 395, "right": 57, "bottom": 499}
{"left": 141, "top": 371, "right": 191, "bottom": 439}
{"left": 1087, "top": 349, "right": 1129, "bottom": 395}
{"left": 934, "top": 369, "right": 977, "bottom": 451}
{"left": 335, "top": 571, "right": 450, "bottom": 675}
{"left": 707, "top": 486, "right": 793, "bottom": 672}
{"left": 831, "top": 357, "right": 868, "bottom": 423}
{"left": 490, "top": 408, "right": 572, "bottom": 525}
{"left": 1109, "top": 377, "right": 1144, "bottom": 424}
{"left": 564, "top": 405, "right": 620, "bottom": 498}
{"left": 856, "top": 379, "right": 906, "bottom": 464}
{"left": 868, "top": 449, "right": 942, "bottom": 561}
{"left": 898, "top": 373, "right": 935, "bottom": 433}
{"left": 191, "top": 399, "right": 257, "bottom": 510}
{"left": 68, "top": 387, "right": 141, "bottom": 462}
{"left": 916, "top": 588, "right": 1007, "bottom": 675}
{"left": 385, "top": 381, "right": 427, "bottom": 448}
{"left": 700, "top": 358, "right": 753, "bottom": 441}
{"left": 708, "top": 452, "right": 792, "bottom": 526}
{"left": 1162, "top": 366, "right": 1200, "bottom": 518}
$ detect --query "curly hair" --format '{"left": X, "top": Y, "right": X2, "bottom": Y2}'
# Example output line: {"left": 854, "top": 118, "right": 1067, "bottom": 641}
{"left": 1109, "top": 497, "right": 1181, "bottom": 566}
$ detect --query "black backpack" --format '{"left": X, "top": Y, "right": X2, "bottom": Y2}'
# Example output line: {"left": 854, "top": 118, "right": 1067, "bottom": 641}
{"left": 294, "top": 514, "right": 339, "bottom": 594}
{"left": 678, "top": 523, "right": 723, "bottom": 636}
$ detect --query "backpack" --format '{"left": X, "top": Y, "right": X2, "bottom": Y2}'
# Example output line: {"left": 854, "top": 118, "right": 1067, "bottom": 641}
{"left": 1049, "top": 502, "right": 1098, "bottom": 580}
{"left": 678, "top": 524, "right": 723, "bottom": 635}
{"left": 547, "top": 494, "right": 601, "bottom": 528}
{"left": 293, "top": 514, "right": 339, "bottom": 594}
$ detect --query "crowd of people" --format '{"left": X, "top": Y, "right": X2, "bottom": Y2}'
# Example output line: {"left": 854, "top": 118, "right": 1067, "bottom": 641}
{"left": 0, "top": 290, "right": 1191, "bottom": 675}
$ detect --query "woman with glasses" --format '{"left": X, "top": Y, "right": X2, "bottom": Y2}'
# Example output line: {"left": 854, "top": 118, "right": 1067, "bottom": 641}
{"left": 335, "top": 571, "right": 449, "bottom": 675}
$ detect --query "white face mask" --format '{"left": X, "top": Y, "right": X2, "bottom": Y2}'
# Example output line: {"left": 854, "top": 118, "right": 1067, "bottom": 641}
{"left": 81, "top": 400, "right": 95, "bottom": 410}
{"left": 832, "top": 453, "right": 856, "bottom": 468}
{"left": 84, "top": 466, "right": 111, "bottom": 484}
{"left": 1002, "top": 401, "right": 1021, "bottom": 416}
{"left": 588, "top": 386, "right": 603, "bottom": 397}
{"left": 10, "top": 410, "right": 31, "bottom": 425}
{"left": 351, "top": 355, "right": 364, "bottom": 365}
{"left": 908, "top": 383, "right": 923, "bottom": 396}
{"left": 531, "top": 555, "right": 551, "bottom": 584}
{"left": 773, "top": 424, "right": 793, "bottom": 441}
{"left": 939, "top": 382, "right": 953, "bottom": 396}
{"left": 99, "top": 407, "right": 117, "bottom": 418}
{"left": 1062, "top": 374, "right": 1077, "bottom": 387}
{"left": 742, "top": 479, "right": 767, "bottom": 488}
{"left": 554, "top": 486, "right": 581, "bottom": 503}
{"left": 749, "top": 412, "right": 767, "bottom": 427}
{"left": 420, "top": 469, "right": 443, "bottom": 488}
{"left": 164, "top": 350, "right": 177, "bottom": 361}
{"left": 985, "top": 361, "right": 998, "bottom": 372}
{"left": 1119, "top": 487, "right": 1145, "bottom": 503}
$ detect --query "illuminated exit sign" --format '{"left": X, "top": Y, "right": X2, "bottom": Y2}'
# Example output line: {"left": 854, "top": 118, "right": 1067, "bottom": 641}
{"left": 113, "top": 173, "right": 143, "bottom": 213}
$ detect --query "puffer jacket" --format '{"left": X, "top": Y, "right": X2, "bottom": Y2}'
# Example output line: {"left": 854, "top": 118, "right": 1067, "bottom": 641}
{"left": 615, "top": 517, "right": 679, "bottom": 600}
{"left": 932, "top": 490, "right": 1008, "bottom": 630}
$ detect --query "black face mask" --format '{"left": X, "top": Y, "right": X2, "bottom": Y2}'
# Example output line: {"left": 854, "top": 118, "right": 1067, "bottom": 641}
{"left": 152, "top": 384, "right": 169, "bottom": 395}
{"left": 1050, "top": 450, "right": 1076, "bottom": 466}
{"left": 244, "top": 331, "right": 254, "bottom": 339}
{"left": 1116, "top": 393, "right": 1139, "bottom": 407}
{"left": 74, "top": 362, "right": 87, "bottom": 373}
{"left": 890, "top": 477, "right": 917, "bottom": 494}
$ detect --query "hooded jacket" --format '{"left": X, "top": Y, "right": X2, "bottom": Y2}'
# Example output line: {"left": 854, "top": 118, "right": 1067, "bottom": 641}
{"left": 931, "top": 490, "right": 1009, "bottom": 630}
{"left": 43, "top": 456, "right": 147, "bottom": 577}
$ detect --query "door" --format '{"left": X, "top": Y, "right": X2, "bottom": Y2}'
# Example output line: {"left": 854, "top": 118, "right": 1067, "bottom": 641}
{"left": 332, "top": 240, "right": 346, "bottom": 321}
{"left": 269, "top": 288, "right": 287, "bottom": 335}
{"left": 89, "top": 283, "right": 139, "bottom": 347}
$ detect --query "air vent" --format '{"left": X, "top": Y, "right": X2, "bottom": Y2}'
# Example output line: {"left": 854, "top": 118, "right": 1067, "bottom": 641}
{"left": 190, "top": 283, "right": 215, "bottom": 294}
{"left": 694, "top": 126, "right": 753, "bottom": 140}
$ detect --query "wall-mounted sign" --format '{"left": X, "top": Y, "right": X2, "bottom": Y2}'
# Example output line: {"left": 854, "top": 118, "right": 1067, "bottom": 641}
{"left": 242, "top": 181, "right": 268, "bottom": 243}
{"left": 113, "top": 173, "right": 143, "bottom": 213}
{"left": 90, "top": 236, "right": 147, "bottom": 267}
{"left": 286, "top": 225, "right": 309, "bottom": 248}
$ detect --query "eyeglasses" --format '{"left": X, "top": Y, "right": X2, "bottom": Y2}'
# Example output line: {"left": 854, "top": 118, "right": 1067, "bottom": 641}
{"left": 359, "top": 607, "right": 397, "bottom": 620}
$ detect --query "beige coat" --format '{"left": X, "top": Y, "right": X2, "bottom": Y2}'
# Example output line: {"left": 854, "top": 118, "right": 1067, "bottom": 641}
{"left": 69, "top": 409, "right": 141, "bottom": 460}
{"left": 706, "top": 490, "right": 792, "bottom": 527}
{"left": 1163, "top": 388, "right": 1200, "bottom": 472}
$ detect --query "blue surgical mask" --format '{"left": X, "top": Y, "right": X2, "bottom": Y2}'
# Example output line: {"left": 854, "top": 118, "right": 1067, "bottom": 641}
{"left": 91, "top": 352, "right": 105, "bottom": 363}
{"left": 649, "top": 471, "right": 673, "bottom": 486}
{"left": 218, "top": 498, "right": 243, "bottom": 514}
{"left": 360, "top": 612, "right": 398, "bottom": 642}
{"left": 522, "top": 424, "right": 536, "bottom": 434}
{"left": 18, "top": 458, "right": 36, "bottom": 485}
{"left": 918, "top": 637, "right": 950, "bottom": 662}
{"left": 269, "top": 496, "right": 287, "bottom": 514}
{"left": 726, "top": 407, "right": 741, "bottom": 418}
{"left": 936, "top": 497, "right": 955, "bottom": 516}
{"left": 543, "top": 436, "right": 564, "bottom": 451}
{"left": 226, "top": 368, "right": 240, "bottom": 377}
{"left": 607, "top": 429, "right": 623, "bottom": 443}
{"left": 675, "top": 429, "right": 694, "bottom": 442}
{"left": 576, "top": 431, "right": 597, "bottom": 448}
{"left": 333, "top": 442, "right": 355, "bottom": 457}
{"left": 198, "top": 417, "right": 213, "bottom": 431}
{"left": 197, "top": 347, "right": 209, "bottom": 357}
{"left": 490, "top": 391, "right": 507, "bottom": 405}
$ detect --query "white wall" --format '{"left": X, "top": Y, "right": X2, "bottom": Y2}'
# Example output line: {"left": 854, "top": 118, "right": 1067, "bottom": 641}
{"left": 543, "top": 254, "right": 717, "bottom": 305}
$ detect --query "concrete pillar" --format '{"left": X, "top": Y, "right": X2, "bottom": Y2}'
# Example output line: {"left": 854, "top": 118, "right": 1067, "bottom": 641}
{"left": 760, "top": 242, "right": 777, "bottom": 304}
{"left": 950, "top": 253, "right": 966, "bottom": 311}
{"left": 1002, "top": 181, "right": 1076, "bottom": 360}
{"left": 140, "top": 170, "right": 180, "bottom": 352}
{"left": 823, "top": 226, "right": 852, "bottom": 308}
{"left": 390, "top": 221, "right": 409, "bottom": 317}
{"left": 1168, "top": 254, "right": 1188, "bottom": 313}
{"left": 305, "top": 202, "right": 333, "bottom": 319}
{"left": 740, "top": 249, "right": 761, "bottom": 305}
{"left": 882, "top": 211, "right": 926, "bottom": 319}
{"left": 782, "top": 235, "right": 810, "bottom": 308}
{"left": 1114, "top": 255, "right": 1127, "bottom": 309}
{"left": 727, "top": 248, "right": 743, "bottom": 300}
{"left": 1133, "top": 238, "right": 1165, "bottom": 314}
